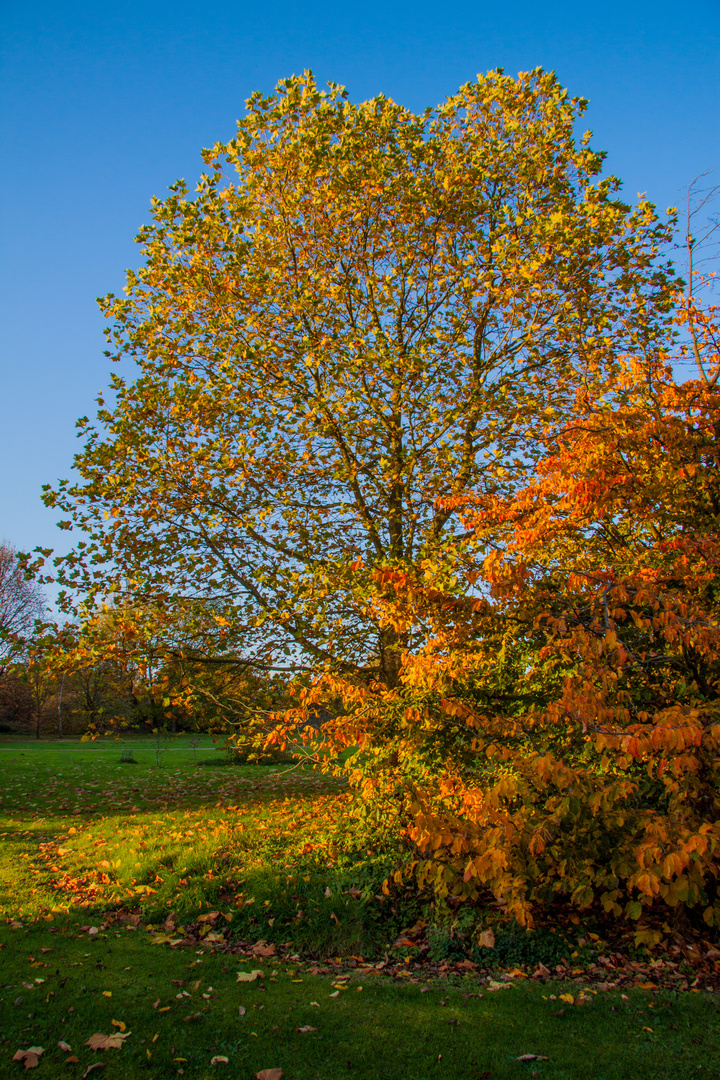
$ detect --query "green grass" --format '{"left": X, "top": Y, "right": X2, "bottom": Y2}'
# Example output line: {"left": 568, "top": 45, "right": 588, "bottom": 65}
{"left": 1, "top": 738, "right": 719, "bottom": 1079}
{"left": 2, "top": 922, "right": 719, "bottom": 1080}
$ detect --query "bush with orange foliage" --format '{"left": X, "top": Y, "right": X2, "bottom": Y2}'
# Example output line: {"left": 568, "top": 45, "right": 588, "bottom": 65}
{"left": 292, "top": 291, "right": 720, "bottom": 937}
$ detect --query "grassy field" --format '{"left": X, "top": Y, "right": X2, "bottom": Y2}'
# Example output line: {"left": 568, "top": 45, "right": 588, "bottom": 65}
{"left": 1, "top": 736, "right": 718, "bottom": 1079}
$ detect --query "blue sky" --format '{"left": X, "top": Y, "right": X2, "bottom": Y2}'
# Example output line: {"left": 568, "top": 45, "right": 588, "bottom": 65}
{"left": 1, "top": 0, "right": 718, "bottom": 567}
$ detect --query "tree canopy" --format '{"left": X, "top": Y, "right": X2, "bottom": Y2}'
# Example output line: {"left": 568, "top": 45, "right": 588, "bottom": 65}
{"left": 46, "top": 69, "right": 674, "bottom": 686}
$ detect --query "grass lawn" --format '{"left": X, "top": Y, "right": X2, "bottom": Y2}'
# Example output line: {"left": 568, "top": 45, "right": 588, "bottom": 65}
{"left": 1, "top": 737, "right": 718, "bottom": 1079}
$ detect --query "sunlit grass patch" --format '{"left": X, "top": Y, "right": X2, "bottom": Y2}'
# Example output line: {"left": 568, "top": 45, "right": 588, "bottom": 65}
{"left": 0, "top": 739, "right": 406, "bottom": 955}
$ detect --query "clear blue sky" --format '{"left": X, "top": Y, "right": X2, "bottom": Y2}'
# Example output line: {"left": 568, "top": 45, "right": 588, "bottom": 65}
{"left": 1, "top": 0, "right": 718, "bottom": 566}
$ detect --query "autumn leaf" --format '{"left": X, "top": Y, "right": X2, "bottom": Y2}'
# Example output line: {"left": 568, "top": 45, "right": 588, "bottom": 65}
{"left": 256, "top": 1071, "right": 283, "bottom": 1080}
{"left": 516, "top": 1054, "right": 549, "bottom": 1062}
{"left": 85, "top": 1032, "right": 131, "bottom": 1051}
{"left": 476, "top": 929, "right": 495, "bottom": 949}
{"left": 236, "top": 970, "right": 264, "bottom": 982}
{"left": 12, "top": 1047, "right": 44, "bottom": 1070}
{"left": 296, "top": 1026, "right": 316, "bottom": 1033}
{"left": 252, "top": 942, "right": 276, "bottom": 958}
{"left": 210, "top": 1056, "right": 229, "bottom": 1065}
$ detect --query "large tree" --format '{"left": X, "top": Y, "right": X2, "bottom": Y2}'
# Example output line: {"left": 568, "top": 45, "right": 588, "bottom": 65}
{"left": 45, "top": 69, "right": 674, "bottom": 685}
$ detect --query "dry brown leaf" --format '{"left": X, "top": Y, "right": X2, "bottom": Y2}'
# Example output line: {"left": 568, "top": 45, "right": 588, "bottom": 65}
{"left": 296, "top": 1025, "right": 316, "bottom": 1033}
{"left": 210, "top": 1056, "right": 229, "bottom": 1065}
{"left": 85, "top": 1032, "right": 131, "bottom": 1051}
{"left": 57, "top": 1040, "right": 72, "bottom": 1052}
{"left": 12, "top": 1047, "right": 44, "bottom": 1070}
{"left": 238, "top": 1006, "right": 246, "bottom": 1016}
{"left": 81, "top": 1065, "right": 106, "bottom": 1079}
{"left": 256, "top": 1071, "right": 283, "bottom": 1080}
{"left": 477, "top": 929, "right": 495, "bottom": 949}
{"left": 66, "top": 1056, "right": 79, "bottom": 1064}
{"left": 236, "top": 970, "right": 263, "bottom": 982}
{"left": 253, "top": 943, "right": 276, "bottom": 958}
{"left": 516, "top": 1054, "right": 549, "bottom": 1062}
{"left": 197, "top": 911, "right": 220, "bottom": 924}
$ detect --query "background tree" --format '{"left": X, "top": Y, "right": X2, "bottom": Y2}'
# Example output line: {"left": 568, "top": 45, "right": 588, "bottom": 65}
{"left": 0, "top": 542, "right": 45, "bottom": 667}
{"left": 45, "top": 69, "right": 674, "bottom": 687}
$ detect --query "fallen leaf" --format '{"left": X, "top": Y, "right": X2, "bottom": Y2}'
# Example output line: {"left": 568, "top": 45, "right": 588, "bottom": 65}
{"left": 236, "top": 970, "right": 264, "bottom": 983}
{"left": 487, "top": 981, "right": 513, "bottom": 991}
{"left": 85, "top": 1032, "right": 131, "bottom": 1051}
{"left": 477, "top": 929, "right": 495, "bottom": 949}
{"left": 256, "top": 1071, "right": 283, "bottom": 1080}
{"left": 210, "top": 1056, "right": 229, "bottom": 1065}
{"left": 239, "top": 1006, "right": 246, "bottom": 1016}
{"left": 12, "top": 1047, "right": 44, "bottom": 1070}
{"left": 66, "top": 1056, "right": 79, "bottom": 1064}
{"left": 101, "top": 991, "right": 112, "bottom": 998}
{"left": 110, "top": 1021, "right": 126, "bottom": 1032}
{"left": 309, "top": 1001, "right": 320, "bottom": 1007}
{"left": 58, "top": 1041, "right": 72, "bottom": 1052}
{"left": 252, "top": 941, "right": 277, "bottom": 958}
{"left": 516, "top": 1055, "right": 549, "bottom": 1062}
{"left": 81, "top": 1065, "right": 105, "bottom": 1079}
{"left": 296, "top": 1025, "right": 316, "bottom": 1033}
{"left": 329, "top": 991, "right": 339, "bottom": 998}
{"left": 559, "top": 993, "right": 575, "bottom": 1005}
